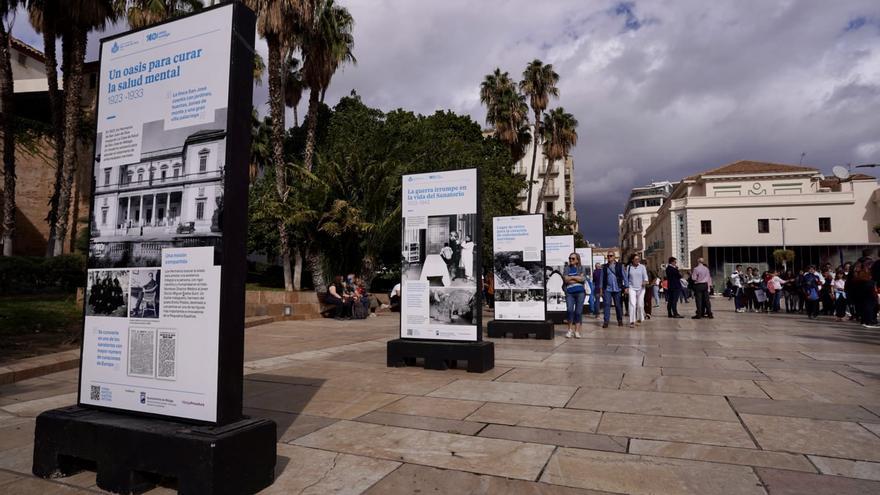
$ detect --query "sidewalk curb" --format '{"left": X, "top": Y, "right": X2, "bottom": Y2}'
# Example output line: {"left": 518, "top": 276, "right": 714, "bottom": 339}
{"left": 0, "top": 349, "right": 80, "bottom": 385}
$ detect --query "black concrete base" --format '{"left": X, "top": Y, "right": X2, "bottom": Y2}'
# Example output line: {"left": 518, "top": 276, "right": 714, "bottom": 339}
{"left": 548, "top": 311, "right": 567, "bottom": 324}
{"left": 486, "top": 320, "right": 554, "bottom": 340}
{"left": 32, "top": 406, "right": 276, "bottom": 495}
{"left": 387, "top": 339, "right": 494, "bottom": 373}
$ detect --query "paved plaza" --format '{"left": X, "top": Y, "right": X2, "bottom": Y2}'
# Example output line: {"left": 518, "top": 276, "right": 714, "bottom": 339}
{"left": 1, "top": 300, "right": 880, "bottom": 494}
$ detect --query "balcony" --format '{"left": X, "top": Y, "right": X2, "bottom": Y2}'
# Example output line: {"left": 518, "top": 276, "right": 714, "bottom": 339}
{"left": 94, "top": 169, "right": 223, "bottom": 195}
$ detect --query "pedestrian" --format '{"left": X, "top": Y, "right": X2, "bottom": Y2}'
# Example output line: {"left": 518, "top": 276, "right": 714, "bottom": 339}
{"left": 626, "top": 254, "right": 649, "bottom": 327}
{"left": 598, "top": 252, "right": 628, "bottom": 328}
{"left": 652, "top": 275, "right": 661, "bottom": 307}
{"left": 563, "top": 252, "right": 587, "bottom": 338}
{"left": 591, "top": 263, "right": 602, "bottom": 317}
{"left": 665, "top": 257, "right": 683, "bottom": 318}
{"left": 730, "top": 265, "right": 744, "bottom": 313}
{"left": 691, "top": 257, "right": 713, "bottom": 319}
{"left": 803, "top": 265, "right": 823, "bottom": 320}
{"left": 767, "top": 270, "right": 786, "bottom": 313}
{"left": 832, "top": 270, "right": 847, "bottom": 322}
{"left": 852, "top": 248, "right": 879, "bottom": 328}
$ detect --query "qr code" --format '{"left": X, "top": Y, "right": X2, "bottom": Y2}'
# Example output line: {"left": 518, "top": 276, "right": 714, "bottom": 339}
{"left": 90, "top": 385, "right": 100, "bottom": 401}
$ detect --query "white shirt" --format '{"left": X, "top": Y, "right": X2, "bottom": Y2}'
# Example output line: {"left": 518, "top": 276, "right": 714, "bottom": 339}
{"left": 627, "top": 264, "right": 649, "bottom": 289}
{"left": 730, "top": 272, "right": 742, "bottom": 288}
{"left": 390, "top": 283, "right": 401, "bottom": 297}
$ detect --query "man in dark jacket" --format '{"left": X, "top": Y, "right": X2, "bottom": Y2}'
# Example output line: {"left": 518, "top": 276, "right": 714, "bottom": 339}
{"left": 598, "top": 252, "right": 628, "bottom": 328}
{"left": 665, "top": 257, "right": 684, "bottom": 318}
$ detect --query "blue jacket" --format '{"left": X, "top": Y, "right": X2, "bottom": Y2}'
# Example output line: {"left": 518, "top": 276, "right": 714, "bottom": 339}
{"left": 599, "top": 263, "right": 628, "bottom": 292}
{"left": 666, "top": 265, "right": 682, "bottom": 290}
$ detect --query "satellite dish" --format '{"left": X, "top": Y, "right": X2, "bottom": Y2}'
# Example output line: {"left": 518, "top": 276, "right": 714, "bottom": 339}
{"left": 832, "top": 166, "right": 850, "bottom": 180}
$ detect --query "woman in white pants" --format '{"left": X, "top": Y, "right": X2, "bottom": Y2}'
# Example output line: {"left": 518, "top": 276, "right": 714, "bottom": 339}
{"left": 626, "top": 254, "right": 649, "bottom": 327}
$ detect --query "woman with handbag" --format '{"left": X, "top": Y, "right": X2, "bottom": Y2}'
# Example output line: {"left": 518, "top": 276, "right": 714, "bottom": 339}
{"left": 803, "top": 265, "right": 823, "bottom": 320}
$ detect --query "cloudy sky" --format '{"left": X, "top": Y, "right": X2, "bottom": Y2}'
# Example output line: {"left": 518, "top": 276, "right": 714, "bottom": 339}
{"left": 11, "top": 0, "right": 880, "bottom": 245}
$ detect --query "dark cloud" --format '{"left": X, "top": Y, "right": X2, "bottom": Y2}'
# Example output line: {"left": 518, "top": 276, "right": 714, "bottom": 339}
{"left": 13, "top": 1, "right": 880, "bottom": 246}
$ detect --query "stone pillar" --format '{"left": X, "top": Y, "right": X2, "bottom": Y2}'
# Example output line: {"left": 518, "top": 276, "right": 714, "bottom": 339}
{"left": 152, "top": 194, "right": 157, "bottom": 226}
{"left": 139, "top": 196, "right": 144, "bottom": 226}
{"left": 165, "top": 193, "right": 171, "bottom": 226}
{"left": 126, "top": 197, "right": 132, "bottom": 230}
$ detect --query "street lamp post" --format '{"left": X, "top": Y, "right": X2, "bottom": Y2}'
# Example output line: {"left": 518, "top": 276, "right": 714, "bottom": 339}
{"left": 770, "top": 217, "right": 796, "bottom": 270}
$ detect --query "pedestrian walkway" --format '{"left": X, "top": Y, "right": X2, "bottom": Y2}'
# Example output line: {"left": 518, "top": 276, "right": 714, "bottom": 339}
{"left": 1, "top": 301, "right": 879, "bottom": 494}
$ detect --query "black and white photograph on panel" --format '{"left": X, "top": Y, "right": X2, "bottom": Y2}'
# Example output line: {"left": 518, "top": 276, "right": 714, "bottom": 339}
{"left": 88, "top": 109, "right": 227, "bottom": 269}
{"left": 546, "top": 268, "right": 566, "bottom": 309}
{"left": 402, "top": 213, "right": 478, "bottom": 288}
{"left": 129, "top": 269, "right": 160, "bottom": 319}
{"left": 429, "top": 287, "right": 476, "bottom": 325}
{"left": 493, "top": 250, "right": 544, "bottom": 290}
{"left": 85, "top": 269, "right": 129, "bottom": 317}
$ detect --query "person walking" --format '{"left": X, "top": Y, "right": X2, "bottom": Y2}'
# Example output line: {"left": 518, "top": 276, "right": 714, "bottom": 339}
{"left": 803, "top": 265, "right": 824, "bottom": 320}
{"left": 591, "top": 263, "right": 603, "bottom": 318}
{"left": 626, "top": 255, "right": 649, "bottom": 327}
{"left": 665, "top": 257, "right": 684, "bottom": 318}
{"left": 730, "top": 265, "right": 744, "bottom": 313}
{"left": 852, "top": 248, "right": 879, "bottom": 328}
{"left": 598, "top": 252, "right": 628, "bottom": 328}
{"left": 691, "top": 257, "right": 713, "bottom": 319}
{"left": 563, "top": 253, "right": 588, "bottom": 338}
{"left": 832, "top": 270, "right": 847, "bottom": 322}
{"left": 652, "top": 275, "right": 661, "bottom": 307}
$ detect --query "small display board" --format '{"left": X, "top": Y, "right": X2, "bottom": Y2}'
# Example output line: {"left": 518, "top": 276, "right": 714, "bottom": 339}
{"left": 545, "top": 235, "right": 575, "bottom": 313}
{"left": 492, "top": 214, "right": 546, "bottom": 321}
{"left": 78, "top": 3, "right": 253, "bottom": 424}
{"left": 401, "top": 169, "right": 481, "bottom": 341}
{"left": 576, "top": 247, "right": 593, "bottom": 278}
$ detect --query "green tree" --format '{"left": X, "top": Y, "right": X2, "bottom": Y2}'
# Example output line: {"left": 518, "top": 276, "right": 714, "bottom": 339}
{"left": 479, "top": 68, "right": 530, "bottom": 161}
{"left": 520, "top": 59, "right": 558, "bottom": 212}
{"left": 0, "top": 0, "right": 22, "bottom": 255}
{"left": 283, "top": 54, "right": 305, "bottom": 126}
{"left": 123, "top": 0, "right": 202, "bottom": 29}
{"left": 534, "top": 107, "right": 577, "bottom": 214}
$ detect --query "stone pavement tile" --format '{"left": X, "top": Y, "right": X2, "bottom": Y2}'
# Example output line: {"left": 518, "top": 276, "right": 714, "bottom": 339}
{"left": 478, "top": 424, "right": 627, "bottom": 452}
{"left": 748, "top": 358, "right": 855, "bottom": 372}
{"left": 466, "top": 402, "right": 602, "bottom": 433}
{"left": 756, "top": 467, "right": 880, "bottom": 495}
{"left": 620, "top": 374, "right": 768, "bottom": 398}
{"left": 801, "top": 352, "right": 880, "bottom": 364}
{"left": 809, "top": 456, "right": 880, "bottom": 481}
{"left": 242, "top": 407, "right": 338, "bottom": 443}
{"left": 566, "top": 388, "right": 739, "bottom": 421}
{"left": 756, "top": 381, "right": 880, "bottom": 406}
{"left": 0, "top": 419, "right": 35, "bottom": 453}
{"left": 540, "top": 447, "right": 765, "bottom": 495}
{"left": 428, "top": 380, "right": 577, "bottom": 407}
{"left": 836, "top": 369, "right": 880, "bottom": 387}
{"left": 644, "top": 356, "right": 758, "bottom": 371}
{"left": 0, "top": 392, "right": 76, "bottom": 417}
{"left": 362, "top": 463, "right": 605, "bottom": 495}
{"left": 496, "top": 367, "right": 623, "bottom": 389}
{"left": 852, "top": 364, "right": 880, "bottom": 374}
{"left": 729, "top": 397, "right": 880, "bottom": 422}
{"left": 296, "top": 421, "right": 555, "bottom": 480}
{"left": 259, "top": 443, "right": 399, "bottom": 495}
{"left": 244, "top": 378, "right": 299, "bottom": 399}
{"left": 630, "top": 439, "right": 814, "bottom": 472}
{"left": 245, "top": 383, "right": 402, "bottom": 420}
{"left": 0, "top": 444, "right": 33, "bottom": 474}
{"left": 355, "top": 411, "right": 485, "bottom": 435}
{"left": 861, "top": 422, "right": 880, "bottom": 436}
{"left": 377, "top": 396, "right": 484, "bottom": 420}
{"left": 741, "top": 414, "right": 880, "bottom": 461}
{"left": 660, "top": 367, "right": 768, "bottom": 381}
{"left": 704, "top": 348, "right": 810, "bottom": 360}
{"left": 321, "top": 372, "right": 456, "bottom": 395}
{"left": 598, "top": 412, "right": 755, "bottom": 448}
{"left": 0, "top": 477, "right": 92, "bottom": 494}
{"left": 495, "top": 359, "right": 570, "bottom": 370}
{"left": 0, "top": 378, "right": 78, "bottom": 406}
{"left": 387, "top": 365, "right": 513, "bottom": 382}
{"left": 761, "top": 368, "right": 862, "bottom": 388}
{"left": 494, "top": 349, "right": 553, "bottom": 362}
{"left": 0, "top": 469, "right": 22, "bottom": 486}
{"left": 543, "top": 353, "right": 644, "bottom": 367}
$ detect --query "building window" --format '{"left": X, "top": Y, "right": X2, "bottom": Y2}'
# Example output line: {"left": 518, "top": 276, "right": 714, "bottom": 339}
{"left": 196, "top": 200, "right": 206, "bottom": 220}
{"left": 173, "top": 166, "right": 180, "bottom": 178}
{"left": 126, "top": 171, "right": 133, "bottom": 184}
{"left": 199, "top": 149, "right": 209, "bottom": 172}
{"left": 104, "top": 169, "right": 111, "bottom": 185}
{"left": 819, "top": 217, "right": 831, "bottom": 232}
{"left": 701, "top": 220, "right": 712, "bottom": 235}
{"left": 101, "top": 208, "right": 108, "bottom": 225}
{"left": 137, "top": 168, "right": 144, "bottom": 182}
{"left": 545, "top": 201, "right": 554, "bottom": 214}
{"left": 161, "top": 170, "right": 167, "bottom": 181}
{"left": 758, "top": 219, "right": 769, "bottom": 233}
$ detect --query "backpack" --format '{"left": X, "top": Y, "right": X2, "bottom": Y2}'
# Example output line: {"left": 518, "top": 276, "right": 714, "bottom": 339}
{"left": 854, "top": 259, "right": 874, "bottom": 282}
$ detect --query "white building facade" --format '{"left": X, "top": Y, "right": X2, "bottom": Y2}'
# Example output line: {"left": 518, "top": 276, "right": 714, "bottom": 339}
{"left": 644, "top": 161, "right": 880, "bottom": 286}
{"left": 618, "top": 181, "right": 674, "bottom": 262}
{"left": 513, "top": 128, "right": 578, "bottom": 229}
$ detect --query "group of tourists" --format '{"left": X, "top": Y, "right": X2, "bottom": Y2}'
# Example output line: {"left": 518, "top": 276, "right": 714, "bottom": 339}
{"left": 326, "top": 273, "right": 377, "bottom": 320}
{"left": 726, "top": 248, "right": 880, "bottom": 327}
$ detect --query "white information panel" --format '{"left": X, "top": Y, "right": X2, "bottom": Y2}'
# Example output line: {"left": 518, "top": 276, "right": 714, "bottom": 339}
{"left": 401, "top": 169, "right": 480, "bottom": 341}
{"left": 576, "top": 247, "right": 593, "bottom": 278}
{"left": 545, "top": 235, "right": 575, "bottom": 312}
{"left": 492, "top": 215, "right": 545, "bottom": 321}
{"left": 79, "top": 5, "right": 235, "bottom": 422}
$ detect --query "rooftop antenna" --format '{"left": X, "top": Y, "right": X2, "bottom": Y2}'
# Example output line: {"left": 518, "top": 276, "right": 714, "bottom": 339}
{"left": 798, "top": 152, "right": 806, "bottom": 165}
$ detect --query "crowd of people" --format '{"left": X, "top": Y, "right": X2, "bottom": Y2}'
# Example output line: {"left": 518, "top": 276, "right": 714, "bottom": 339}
{"left": 326, "top": 273, "right": 379, "bottom": 320}
{"left": 726, "top": 248, "right": 879, "bottom": 327}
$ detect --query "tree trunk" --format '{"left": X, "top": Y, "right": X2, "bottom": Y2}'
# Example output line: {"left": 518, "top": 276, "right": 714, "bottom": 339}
{"left": 44, "top": 23, "right": 65, "bottom": 257}
{"left": 267, "top": 36, "right": 293, "bottom": 290}
{"left": 53, "top": 26, "right": 86, "bottom": 256}
{"left": 307, "top": 249, "right": 327, "bottom": 294}
{"left": 292, "top": 104, "right": 298, "bottom": 128}
{"left": 303, "top": 87, "right": 320, "bottom": 172}
{"left": 293, "top": 247, "right": 302, "bottom": 290}
{"left": 0, "top": 23, "right": 15, "bottom": 256}
{"left": 533, "top": 157, "right": 553, "bottom": 215}
{"left": 525, "top": 115, "right": 541, "bottom": 212}
{"left": 361, "top": 254, "right": 377, "bottom": 290}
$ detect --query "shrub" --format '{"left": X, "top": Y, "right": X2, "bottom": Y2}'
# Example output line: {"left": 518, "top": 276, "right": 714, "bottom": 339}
{"left": 0, "top": 255, "right": 86, "bottom": 294}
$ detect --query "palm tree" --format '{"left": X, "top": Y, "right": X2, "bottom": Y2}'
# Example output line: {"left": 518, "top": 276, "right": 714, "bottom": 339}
{"left": 124, "top": 0, "right": 203, "bottom": 29}
{"left": 301, "top": 0, "right": 355, "bottom": 172}
{"left": 283, "top": 54, "right": 305, "bottom": 126}
{"left": 534, "top": 107, "right": 577, "bottom": 215}
{"left": 0, "top": 0, "right": 22, "bottom": 256}
{"left": 27, "top": 0, "right": 66, "bottom": 255}
{"left": 479, "top": 68, "right": 529, "bottom": 162}
{"left": 246, "top": 0, "right": 314, "bottom": 290}
{"left": 520, "top": 59, "right": 558, "bottom": 213}
{"left": 52, "top": 0, "right": 119, "bottom": 256}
